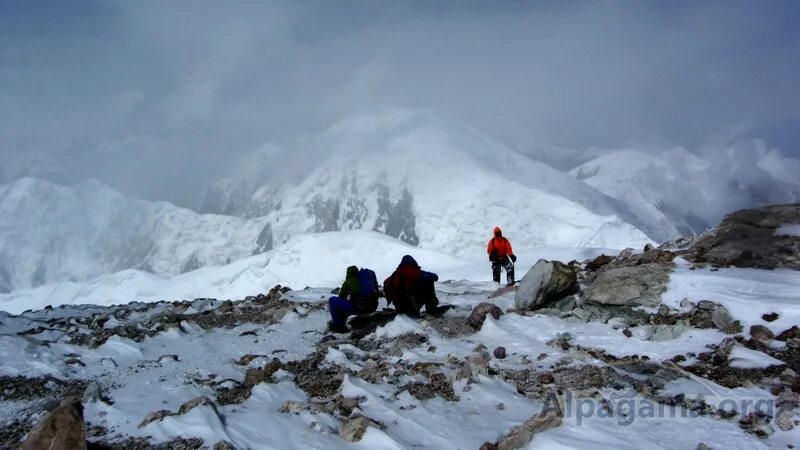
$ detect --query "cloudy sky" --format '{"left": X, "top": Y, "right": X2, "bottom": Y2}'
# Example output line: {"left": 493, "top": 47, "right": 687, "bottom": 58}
{"left": 2, "top": 0, "right": 799, "bottom": 204}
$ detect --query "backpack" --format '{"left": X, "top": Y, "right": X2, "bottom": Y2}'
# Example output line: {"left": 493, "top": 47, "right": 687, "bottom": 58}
{"left": 358, "top": 268, "right": 379, "bottom": 299}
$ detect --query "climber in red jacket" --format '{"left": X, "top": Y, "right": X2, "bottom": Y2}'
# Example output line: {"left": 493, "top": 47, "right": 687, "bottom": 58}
{"left": 487, "top": 226, "right": 516, "bottom": 285}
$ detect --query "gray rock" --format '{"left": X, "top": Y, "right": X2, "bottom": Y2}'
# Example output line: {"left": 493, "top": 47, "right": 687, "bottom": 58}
{"left": 775, "top": 409, "right": 794, "bottom": 431}
{"left": 514, "top": 260, "right": 578, "bottom": 311}
{"left": 21, "top": 397, "right": 87, "bottom": 450}
{"left": 493, "top": 347, "right": 507, "bottom": 359}
{"left": 178, "top": 396, "right": 218, "bottom": 415}
{"left": 779, "top": 368, "right": 797, "bottom": 386}
{"left": 466, "top": 354, "right": 490, "bottom": 378}
{"left": 569, "top": 308, "right": 592, "bottom": 322}
{"left": 214, "top": 441, "right": 236, "bottom": 450}
{"left": 497, "top": 408, "right": 563, "bottom": 450}
{"left": 697, "top": 300, "right": 716, "bottom": 311}
{"left": 711, "top": 306, "right": 740, "bottom": 334}
{"left": 645, "top": 324, "right": 687, "bottom": 341}
{"left": 271, "top": 306, "right": 293, "bottom": 322}
{"left": 670, "top": 203, "right": 800, "bottom": 270}
{"left": 618, "top": 248, "right": 635, "bottom": 259}
{"left": 713, "top": 337, "right": 736, "bottom": 363}
{"left": 82, "top": 381, "right": 102, "bottom": 404}
{"left": 583, "top": 264, "right": 670, "bottom": 307}
{"left": 138, "top": 409, "right": 173, "bottom": 428}
{"left": 339, "top": 414, "right": 382, "bottom": 442}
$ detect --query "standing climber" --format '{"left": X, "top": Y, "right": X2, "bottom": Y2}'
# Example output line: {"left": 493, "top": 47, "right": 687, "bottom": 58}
{"left": 487, "top": 226, "right": 516, "bottom": 285}
{"left": 328, "top": 265, "right": 380, "bottom": 333}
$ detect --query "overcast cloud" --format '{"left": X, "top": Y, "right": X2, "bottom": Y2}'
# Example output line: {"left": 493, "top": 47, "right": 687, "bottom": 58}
{"left": 1, "top": 0, "right": 799, "bottom": 204}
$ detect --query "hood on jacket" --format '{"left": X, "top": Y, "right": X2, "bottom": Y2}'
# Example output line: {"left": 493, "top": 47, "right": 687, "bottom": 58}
{"left": 346, "top": 265, "right": 359, "bottom": 278}
{"left": 494, "top": 226, "right": 502, "bottom": 237}
{"left": 399, "top": 255, "right": 418, "bottom": 267}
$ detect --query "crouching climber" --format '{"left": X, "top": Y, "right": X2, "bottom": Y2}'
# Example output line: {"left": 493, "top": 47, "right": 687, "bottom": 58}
{"left": 328, "top": 265, "right": 380, "bottom": 333}
{"left": 384, "top": 255, "right": 439, "bottom": 317}
{"left": 488, "top": 226, "right": 516, "bottom": 285}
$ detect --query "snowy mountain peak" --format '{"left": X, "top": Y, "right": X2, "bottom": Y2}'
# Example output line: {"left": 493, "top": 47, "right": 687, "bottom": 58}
{"left": 0, "top": 178, "right": 270, "bottom": 293}
{"left": 199, "top": 110, "right": 655, "bottom": 256}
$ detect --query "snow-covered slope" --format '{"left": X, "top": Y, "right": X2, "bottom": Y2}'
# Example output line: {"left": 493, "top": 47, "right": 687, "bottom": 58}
{"left": 570, "top": 142, "right": 800, "bottom": 239}
{"left": 570, "top": 148, "right": 709, "bottom": 239}
{"left": 0, "top": 111, "right": 661, "bottom": 295}
{"left": 203, "top": 110, "right": 654, "bottom": 258}
{"left": 0, "top": 229, "right": 617, "bottom": 314}
{"left": 0, "top": 178, "right": 271, "bottom": 293}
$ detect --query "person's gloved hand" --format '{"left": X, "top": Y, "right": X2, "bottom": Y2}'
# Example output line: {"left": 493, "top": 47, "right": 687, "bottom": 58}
{"left": 510, "top": 254, "right": 517, "bottom": 262}
{"left": 489, "top": 250, "right": 498, "bottom": 261}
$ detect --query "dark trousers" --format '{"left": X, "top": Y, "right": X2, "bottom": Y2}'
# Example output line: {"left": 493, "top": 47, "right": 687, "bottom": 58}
{"left": 393, "top": 281, "right": 439, "bottom": 316}
{"left": 492, "top": 258, "right": 515, "bottom": 284}
{"left": 329, "top": 296, "right": 356, "bottom": 328}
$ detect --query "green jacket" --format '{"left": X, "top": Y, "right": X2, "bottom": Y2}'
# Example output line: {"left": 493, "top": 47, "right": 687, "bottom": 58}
{"left": 339, "top": 265, "right": 378, "bottom": 314}
{"left": 339, "top": 266, "right": 361, "bottom": 302}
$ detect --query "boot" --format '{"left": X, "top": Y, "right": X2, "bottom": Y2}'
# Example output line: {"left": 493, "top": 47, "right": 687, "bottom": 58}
{"left": 328, "top": 321, "right": 350, "bottom": 334}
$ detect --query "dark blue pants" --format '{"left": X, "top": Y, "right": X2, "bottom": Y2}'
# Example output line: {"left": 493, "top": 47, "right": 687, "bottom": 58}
{"left": 329, "top": 296, "right": 356, "bottom": 328}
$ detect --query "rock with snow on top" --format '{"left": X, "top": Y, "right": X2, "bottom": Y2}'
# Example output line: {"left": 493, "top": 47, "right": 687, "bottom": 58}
{"left": 775, "top": 409, "right": 794, "bottom": 431}
{"left": 496, "top": 408, "right": 563, "bottom": 450}
{"left": 467, "top": 302, "right": 504, "bottom": 330}
{"left": 339, "top": 414, "right": 382, "bottom": 442}
{"left": 82, "top": 381, "right": 102, "bottom": 404}
{"left": 178, "top": 396, "right": 219, "bottom": 415}
{"left": 645, "top": 324, "right": 686, "bottom": 342}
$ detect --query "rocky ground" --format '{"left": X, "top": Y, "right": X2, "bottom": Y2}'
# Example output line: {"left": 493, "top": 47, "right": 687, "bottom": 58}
{"left": 1, "top": 204, "right": 799, "bottom": 449}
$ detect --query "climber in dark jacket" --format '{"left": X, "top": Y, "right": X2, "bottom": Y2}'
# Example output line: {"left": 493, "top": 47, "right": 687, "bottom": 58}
{"left": 328, "top": 265, "right": 379, "bottom": 333}
{"left": 383, "top": 255, "right": 439, "bottom": 316}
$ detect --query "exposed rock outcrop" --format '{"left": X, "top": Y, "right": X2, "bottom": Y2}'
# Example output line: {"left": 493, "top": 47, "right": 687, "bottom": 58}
{"left": 666, "top": 203, "right": 800, "bottom": 270}
{"left": 583, "top": 264, "right": 670, "bottom": 307}
{"left": 21, "top": 397, "right": 86, "bottom": 450}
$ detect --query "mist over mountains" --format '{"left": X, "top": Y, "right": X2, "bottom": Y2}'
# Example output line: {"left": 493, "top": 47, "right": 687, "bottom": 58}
{"left": 2, "top": 110, "right": 798, "bottom": 297}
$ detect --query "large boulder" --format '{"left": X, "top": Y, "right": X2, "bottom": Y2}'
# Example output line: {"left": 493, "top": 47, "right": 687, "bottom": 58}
{"left": 583, "top": 264, "right": 670, "bottom": 307}
{"left": 515, "top": 260, "right": 578, "bottom": 311}
{"left": 667, "top": 203, "right": 800, "bottom": 270}
{"left": 21, "top": 397, "right": 87, "bottom": 450}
